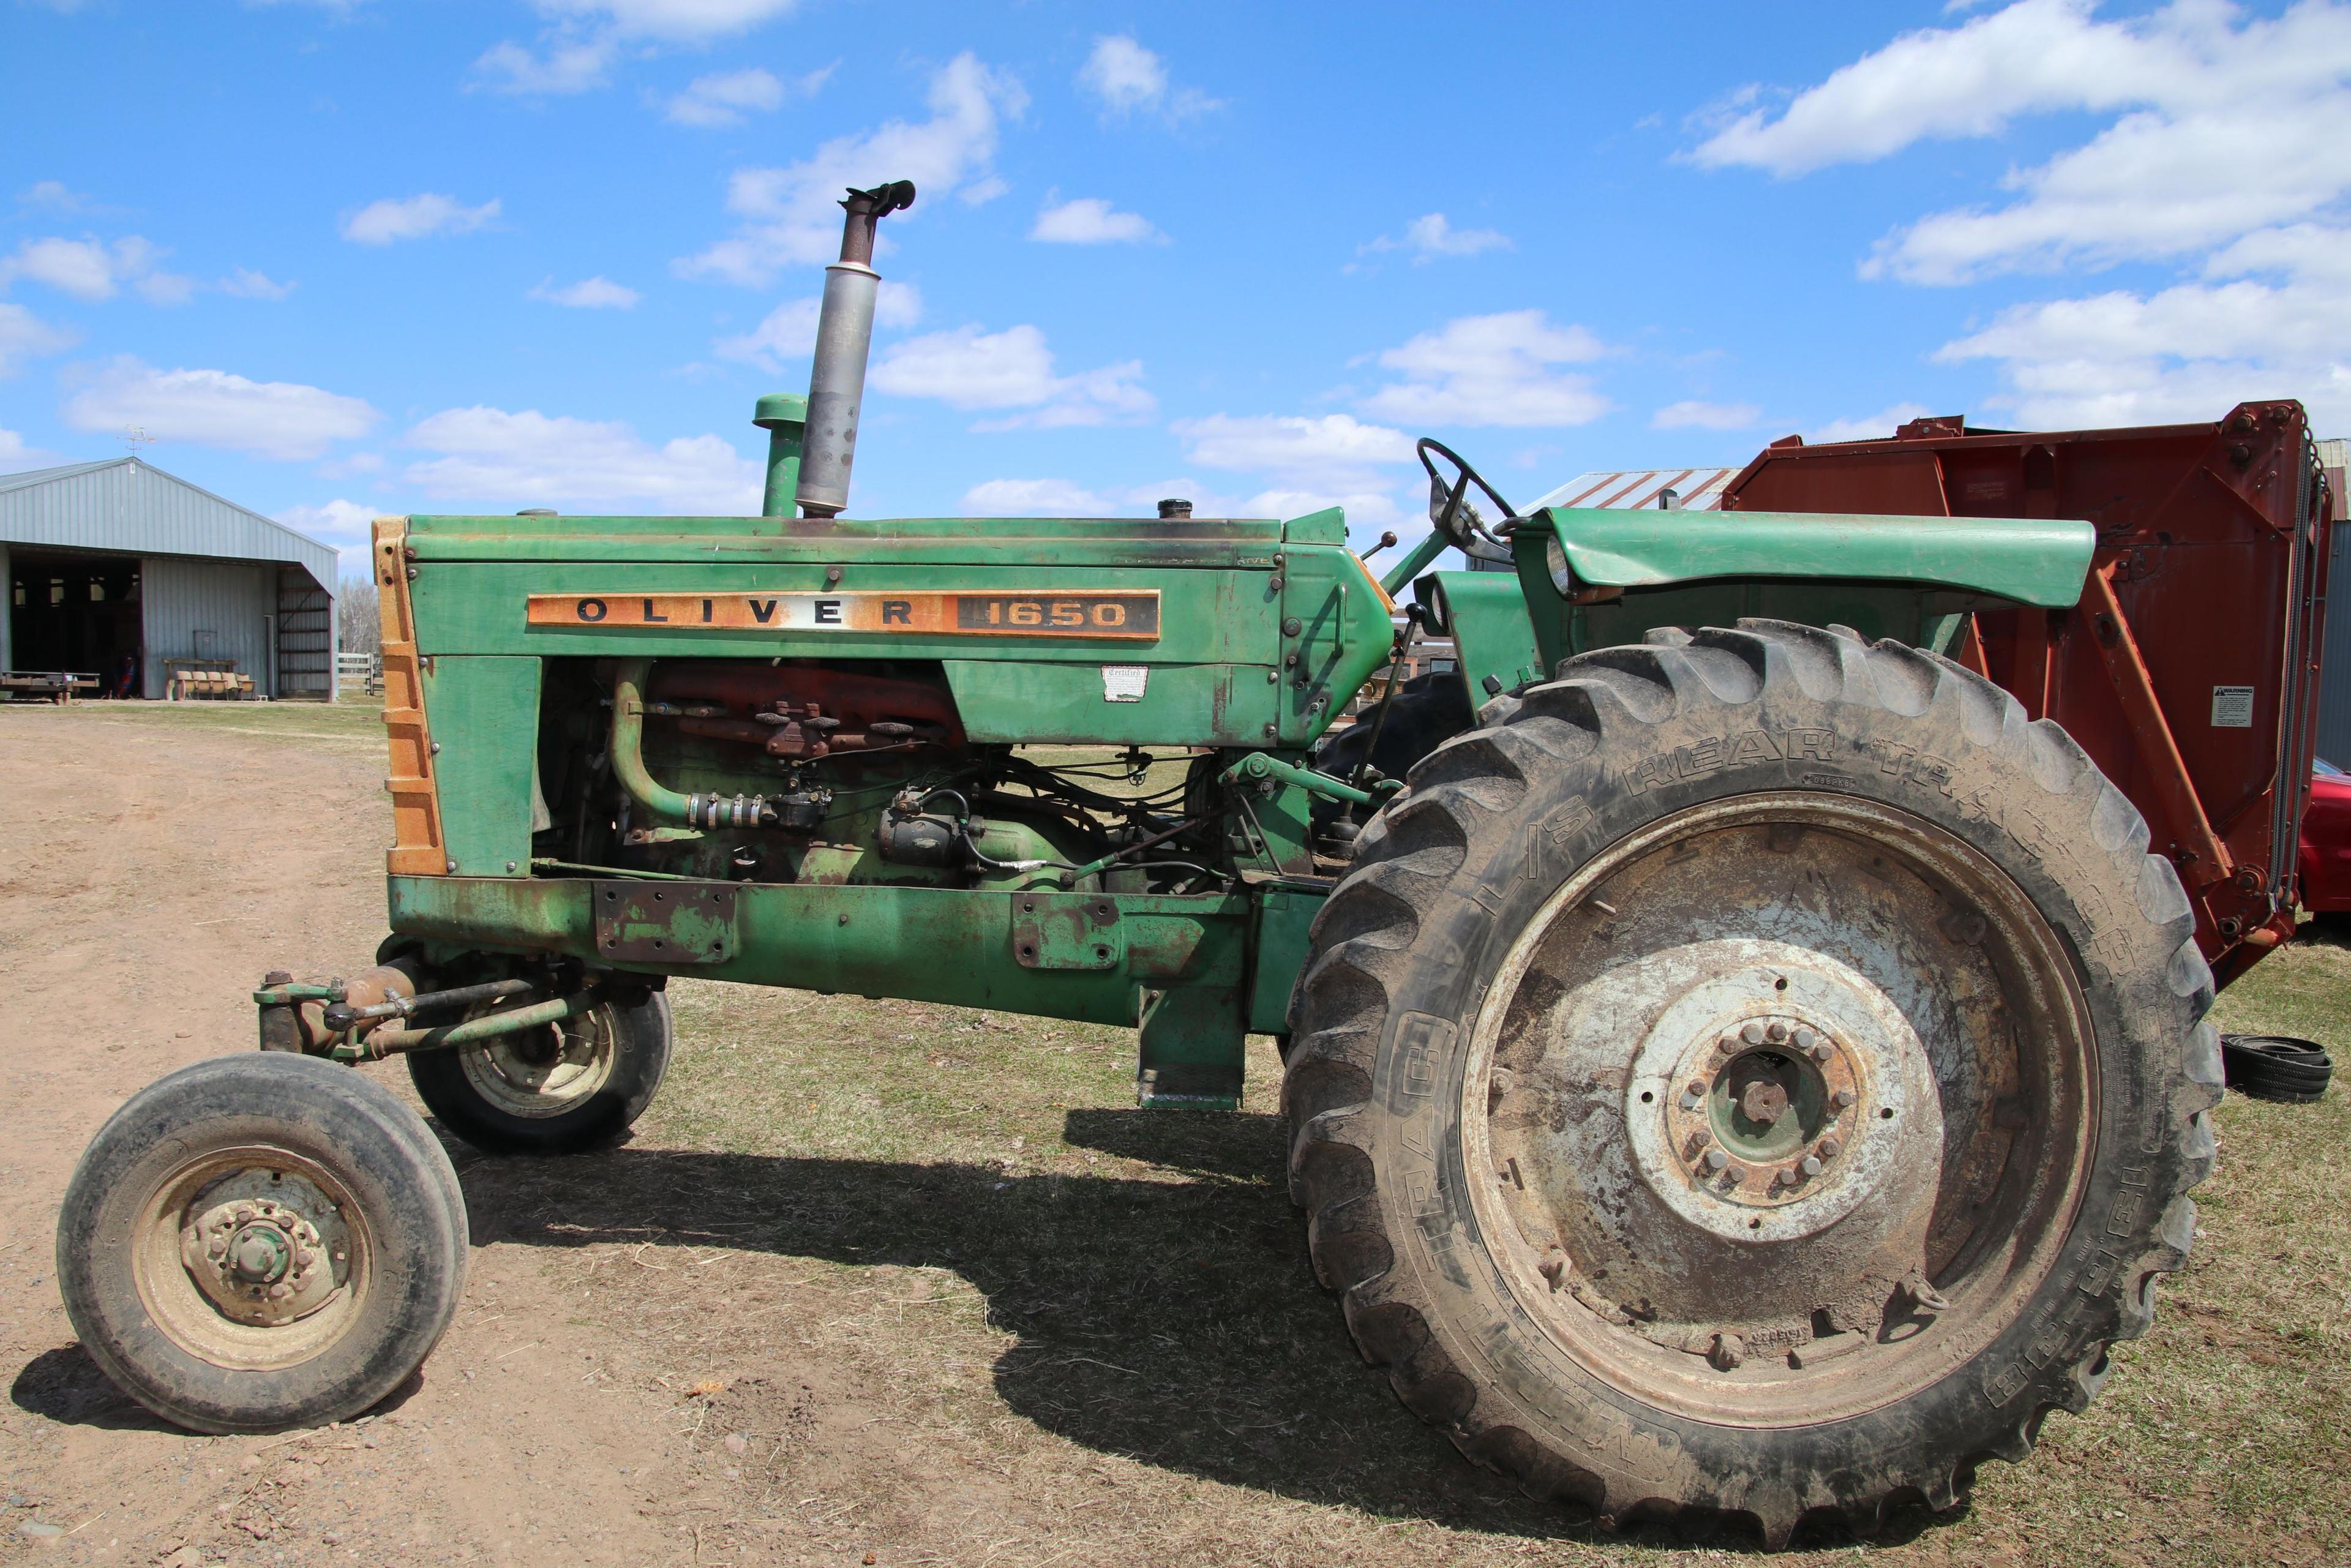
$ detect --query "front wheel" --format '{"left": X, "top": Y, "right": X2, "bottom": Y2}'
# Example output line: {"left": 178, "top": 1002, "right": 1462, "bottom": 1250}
{"left": 407, "top": 989, "right": 672, "bottom": 1155}
{"left": 1284, "top": 621, "right": 2221, "bottom": 1545}
{"left": 56, "top": 1052, "right": 468, "bottom": 1433}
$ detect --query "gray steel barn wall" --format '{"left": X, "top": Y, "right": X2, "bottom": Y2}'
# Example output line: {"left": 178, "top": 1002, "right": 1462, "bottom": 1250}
{"left": 2317, "top": 440, "right": 2350, "bottom": 768}
{"left": 142, "top": 555, "right": 276, "bottom": 699}
{"left": 0, "top": 459, "right": 339, "bottom": 590}
{"left": 0, "top": 539, "right": 10, "bottom": 670}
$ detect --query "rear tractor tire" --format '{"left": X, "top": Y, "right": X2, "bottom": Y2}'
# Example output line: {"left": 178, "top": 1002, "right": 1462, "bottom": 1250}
{"left": 408, "top": 988, "right": 672, "bottom": 1155}
{"left": 56, "top": 1052, "right": 468, "bottom": 1433}
{"left": 1284, "top": 620, "right": 2220, "bottom": 1546}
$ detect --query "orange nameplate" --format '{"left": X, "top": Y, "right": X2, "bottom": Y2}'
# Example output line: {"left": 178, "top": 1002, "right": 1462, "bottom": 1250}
{"left": 525, "top": 590, "right": 1161, "bottom": 640}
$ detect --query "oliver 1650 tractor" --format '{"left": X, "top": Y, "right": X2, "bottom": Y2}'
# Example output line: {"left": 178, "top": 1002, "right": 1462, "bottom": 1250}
{"left": 58, "top": 183, "right": 2229, "bottom": 1545}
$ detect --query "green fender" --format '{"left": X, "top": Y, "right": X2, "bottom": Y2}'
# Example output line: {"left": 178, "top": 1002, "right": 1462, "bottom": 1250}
{"left": 1529, "top": 505, "right": 2095, "bottom": 607}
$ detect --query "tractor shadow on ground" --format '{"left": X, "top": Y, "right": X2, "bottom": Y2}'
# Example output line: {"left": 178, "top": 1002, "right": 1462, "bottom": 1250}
{"left": 458, "top": 1108, "right": 1950, "bottom": 1555}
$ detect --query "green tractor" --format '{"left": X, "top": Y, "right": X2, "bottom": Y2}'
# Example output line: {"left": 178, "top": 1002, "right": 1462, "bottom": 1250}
{"left": 58, "top": 182, "right": 2216, "bottom": 1547}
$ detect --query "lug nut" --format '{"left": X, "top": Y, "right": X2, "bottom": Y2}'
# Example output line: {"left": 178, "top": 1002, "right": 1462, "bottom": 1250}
{"left": 1818, "top": 1137, "right": 1841, "bottom": 1159}
{"left": 1811, "top": 1042, "right": 1833, "bottom": 1062}
{"left": 1832, "top": 1088, "right": 1858, "bottom": 1109}
{"left": 1801, "top": 1155, "right": 1823, "bottom": 1177}
{"left": 1685, "top": 1080, "right": 1706, "bottom": 1098}
{"left": 1715, "top": 1035, "right": 1738, "bottom": 1057}
{"left": 1722, "top": 1163, "right": 1747, "bottom": 1185}
{"left": 1764, "top": 1021, "right": 1788, "bottom": 1044}
{"left": 1679, "top": 1093, "right": 1701, "bottom": 1111}
{"left": 1704, "top": 1149, "right": 1728, "bottom": 1172}
{"left": 1741, "top": 1021, "right": 1767, "bottom": 1046}
{"left": 1792, "top": 1027, "right": 1817, "bottom": 1052}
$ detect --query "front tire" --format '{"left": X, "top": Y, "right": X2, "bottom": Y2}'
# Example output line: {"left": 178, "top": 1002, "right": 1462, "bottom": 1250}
{"left": 1284, "top": 621, "right": 2220, "bottom": 1545}
{"left": 56, "top": 1052, "right": 468, "bottom": 1434}
{"left": 407, "top": 989, "right": 672, "bottom": 1155}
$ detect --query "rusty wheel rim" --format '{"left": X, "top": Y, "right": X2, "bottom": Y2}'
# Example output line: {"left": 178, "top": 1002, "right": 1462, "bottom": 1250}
{"left": 1461, "top": 791, "right": 2097, "bottom": 1425}
{"left": 457, "top": 1002, "right": 617, "bottom": 1120}
{"left": 132, "top": 1146, "right": 370, "bottom": 1372}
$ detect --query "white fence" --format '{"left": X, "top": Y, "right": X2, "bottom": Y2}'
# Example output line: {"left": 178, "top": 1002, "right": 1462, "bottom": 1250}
{"left": 336, "top": 650, "right": 381, "bottom": 697}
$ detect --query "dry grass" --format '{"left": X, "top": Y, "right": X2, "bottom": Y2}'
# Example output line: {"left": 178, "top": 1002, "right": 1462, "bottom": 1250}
{"left": 435, "top": 933, "right": 2351, "bottom": 1566}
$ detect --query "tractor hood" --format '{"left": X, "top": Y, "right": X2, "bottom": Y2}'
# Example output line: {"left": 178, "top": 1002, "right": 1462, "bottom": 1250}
{"left": 1531, "top": 505, "right": 2096, "bottom": 609}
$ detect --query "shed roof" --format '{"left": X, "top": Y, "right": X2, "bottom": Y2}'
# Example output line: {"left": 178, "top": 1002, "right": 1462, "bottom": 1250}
{"left": 0, "top": 457, "right": 339, "bottom": 589}
{"left": 1528, "top": 467, "right": 1738, "bottom": 513}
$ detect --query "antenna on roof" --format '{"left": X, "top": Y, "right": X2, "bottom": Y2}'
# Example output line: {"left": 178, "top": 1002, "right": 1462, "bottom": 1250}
{"left": 121, "top": 426, "right": 154, "bottom": 457}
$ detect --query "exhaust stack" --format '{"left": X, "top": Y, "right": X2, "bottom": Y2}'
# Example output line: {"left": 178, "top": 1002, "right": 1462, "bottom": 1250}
{"left": 794, "top": 179, "right": 916, "bottom": 519}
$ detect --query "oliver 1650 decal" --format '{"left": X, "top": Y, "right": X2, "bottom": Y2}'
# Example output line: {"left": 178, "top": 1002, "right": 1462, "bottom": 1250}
{"left": 525, "top": 590, "right": 1160, "bottom": 640}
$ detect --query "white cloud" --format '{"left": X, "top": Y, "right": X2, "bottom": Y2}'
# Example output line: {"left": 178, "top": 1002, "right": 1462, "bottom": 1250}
{"left": 474, "top": 36, "right": 618, "bottom": 94}
{"left": 476, "top": 0, "right": 802, "bottom": 95}
{"left": 341, "top": 194, "right": 501, "bottom": 246}
{"left": 962, "top": 478, "right": 1116, "bottom": 515}
{"left": 275, "top": 498, "right": 383, "bottom": 566}
{"left": 675, "top": 53, "right": 1024, "bottom": 286}
{"left": 0, "top": 234, "right": 193, "bottom": 304}
{"left": 0, "top": 427, "right": 65, "bottom": 473}
{"left": 1363, "top": 212, "right": 1510, "bottom": 263}
{"left": 531, "top": 0, "right": 798, "bottom": 41}
{"left": 661, "top": 64, "right": 830, "bottom": 126}
{"left": 220, "top": 267, "right": 296, "bottom": 301}
{"left": 1174, "top": 413, "right": 1414, "bottom": 487}
{"left": 1692, "top": 0, "right": 2351, "bottom": 285}
{"left": 530, "top": 276, "right": 642, "bottom": 309}
{"left": 1807, "top": 403, "right": 1936, "bottom": 445}
{"left": 1652, "top": 399, "right": 1761, "bottom": 430}
{"left": 869, "top": 323, "right": 1150, "bottom": 428}
{"left": 1934, "top": 223, "right": 2351, "bottom": 428}
{"left": 62, "top": 358, "right": 380, "bottom": 461}
{"left": 1076, "top": 35, "right": 1218, "bottom": 122}
{"left": 0, "top": 304, "right": 78, "bottom": 376}
{"left": 402, "top": 406, "right": 760, "bottom": 512}
{"left": 1360, "top": 310, "right": 1611, "bottom": 428}
{"left": 1697, "top": 4, "right": 2351, "bottom": 432}
{"left": 1030, "top": 197, "right": 1162, "bottom": 245}
{"left": 20, "top": 181, "right": 95, "bottom": 212}
{"left": 712, "top": 280, "right": 920, "bottom": 373}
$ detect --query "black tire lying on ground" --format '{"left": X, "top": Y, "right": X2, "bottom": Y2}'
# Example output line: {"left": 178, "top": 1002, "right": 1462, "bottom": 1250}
{"left": 56, "top": 1051, "right": 468, "bottom": 1433}
{"left": 408, "top": 989, "right": 672, "bottom": 1155}
{"left": 1285, "top": 620, "right": 2220, "bottom": 1547}
{"left": 2219, "top": 1034, "right": 2333, "bottom": 1102}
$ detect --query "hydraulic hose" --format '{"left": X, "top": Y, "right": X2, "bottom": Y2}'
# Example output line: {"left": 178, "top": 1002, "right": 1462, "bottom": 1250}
{"left": 609, "top": 659, "right": 697, "bottom": 825}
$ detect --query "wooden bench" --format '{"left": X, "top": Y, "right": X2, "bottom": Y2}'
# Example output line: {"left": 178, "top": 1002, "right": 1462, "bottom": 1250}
{"left": 0, "top": 670, "right": 100, "bottom": 705}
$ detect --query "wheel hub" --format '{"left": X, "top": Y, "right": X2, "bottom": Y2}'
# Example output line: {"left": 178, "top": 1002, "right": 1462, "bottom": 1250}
{"left": 178, "top": 1176, "right": 349, "bottom": 1327}
{"left": 1622, "top": 945, "right": 1933, "bottom": 1246}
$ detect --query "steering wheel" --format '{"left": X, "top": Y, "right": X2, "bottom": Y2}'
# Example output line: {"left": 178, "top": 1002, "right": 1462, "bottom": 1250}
{"left": 1416, "top": 438, "right": 1518, "bottom": 558}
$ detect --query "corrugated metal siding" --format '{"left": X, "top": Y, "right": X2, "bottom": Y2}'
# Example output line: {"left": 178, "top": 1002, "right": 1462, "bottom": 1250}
{"left": 0, "top": 459, "right": 339, "bottom": 590}
{"left": 2314, "top": 439, "right": 2351, "bottom": 767}
{"left": 1526, "top": 467, "right": 1738, "bottom": 512}
{"left": 142, "top": 556, "right": 276, "bottom": 699}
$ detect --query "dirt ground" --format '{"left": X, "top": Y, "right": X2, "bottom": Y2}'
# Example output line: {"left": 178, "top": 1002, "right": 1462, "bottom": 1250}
{"left": 1, "top": 699, "right": 2345, "bottom": 1568}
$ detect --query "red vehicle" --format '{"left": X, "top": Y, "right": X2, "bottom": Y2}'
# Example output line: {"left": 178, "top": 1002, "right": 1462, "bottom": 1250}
{"left": 1726, "top": 402, "right": 2335, "bottom": 985}
{"left": 2300, "top": 757, "right": 2351, "bottom": 918}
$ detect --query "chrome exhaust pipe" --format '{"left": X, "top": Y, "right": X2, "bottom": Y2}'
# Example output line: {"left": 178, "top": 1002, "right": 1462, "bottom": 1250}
{"left": 795, "top": 179, "right": 915, "bottom": 519}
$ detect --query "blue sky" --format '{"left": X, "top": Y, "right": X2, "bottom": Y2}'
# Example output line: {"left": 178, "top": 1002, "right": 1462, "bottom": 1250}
{"left": 4, "top": 0, "right": 2347, "bottom": 574}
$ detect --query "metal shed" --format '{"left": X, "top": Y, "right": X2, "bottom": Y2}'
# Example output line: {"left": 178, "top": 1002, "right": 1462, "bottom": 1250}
{"left": 0, "top": 458, "right": 338, "bottom": 700}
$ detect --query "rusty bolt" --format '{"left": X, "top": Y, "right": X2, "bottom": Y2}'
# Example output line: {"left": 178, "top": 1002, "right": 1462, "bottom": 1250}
{"left": 1791, "top": 1026, "right": 1817, "bottom": 1051}
{"left": 1679, "top": 1092, "right": 1701, "bottom": 1112}
{"left": 1704, "top": 1148, "right": 1728, "bottom": 1172}
{"left": 1818, "top": 1136, "right": 1842, "bottom": 1159}
{"left": 1764, "top": 1021, "right": 1788, "bottom": 1045}
{"left": 1740, "top": 1021, "right": 1767, "bottom": 1046}
{"left": 1832, "top": 1088, "right": 1858, "bottom": 1109}
{"left": 1722, "top": 1163, "right": 1747, "bottom": 1185}
{"left": 1810, "top": 1042, "right": 1832, "bottom": 1062}
{"left": 1685, "top": 1080, "right": 1706, "bottom": 1098}
{"left": 1715, "top": 1035, "right": 1738, "bottom": 1057}
{"left": 1537, "top": 1251, "right": 1568, "bottom": 1291}
{"left": 1801, "top": 1155, "right": 1823, "bottom": 1177}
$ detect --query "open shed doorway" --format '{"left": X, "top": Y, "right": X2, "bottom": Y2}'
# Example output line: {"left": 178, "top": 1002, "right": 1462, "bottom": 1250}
{"left": 8, "top": 550, "right": 144, "bottom": 697}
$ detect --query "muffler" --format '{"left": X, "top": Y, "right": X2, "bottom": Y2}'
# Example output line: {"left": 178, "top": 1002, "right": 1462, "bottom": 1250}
{"left": 795, "top": 179, "right": 917, "bottom": 519}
